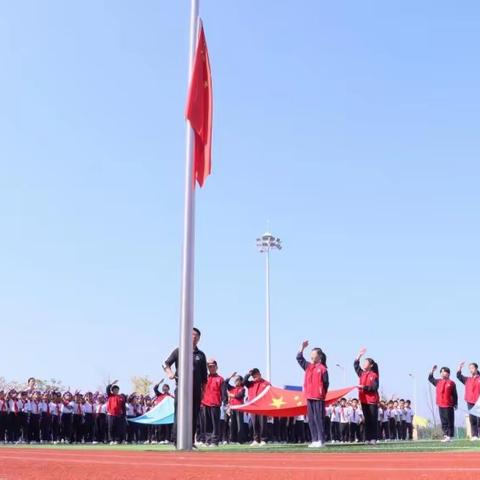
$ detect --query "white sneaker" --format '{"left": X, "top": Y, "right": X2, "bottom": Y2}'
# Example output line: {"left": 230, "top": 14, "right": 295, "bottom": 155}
{"left": 308, "top": 442, "right": 317, "bottom": 448}
{"left": 260, "top": 441, "right": 267, "bottom": 446}
{"left": 315, "top": 441, "right": 324, "bottom": 448}
{"left": 250, "top": 440, "right": 259, "bottom": 447}
{"left": 92, "top": 441, "right": 98, "bottom": 445}
{"left": 109, "top": 441, "right": 115, "bottom": 445}
{"left": 441, "top": 436, "right": 451, "bottom": 443}
{"left": 471, "top": 436, "right": 479, "bottom": 441}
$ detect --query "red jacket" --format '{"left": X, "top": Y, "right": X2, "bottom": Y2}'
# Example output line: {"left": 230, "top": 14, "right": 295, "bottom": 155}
{"left": 301, "top": 360, "right": 328, "bottom": 400}
{"left": 106, "top": 395, "right": 125, "bottom": 416}
{"left": 435, "top": 379, "right": 457, "bottom": 408}
{"left": 459, "top": 374, "right": 480, "bottom": 404}
{"left": 359, "top": 370, "right": 379, "bottom": 405}
{"left": 228, "top": 386, "right": 245, "bottom": 406}
{"left": 245, "top": 377, "right": 270, "bottom": 400}
{"left": 202, "top": 374, "right": 224, "bottom": 407}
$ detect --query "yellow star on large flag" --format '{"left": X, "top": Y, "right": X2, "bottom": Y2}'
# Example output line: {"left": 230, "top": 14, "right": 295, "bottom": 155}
{"left": 270, "top": 397, "right": 287, "bottom": 409}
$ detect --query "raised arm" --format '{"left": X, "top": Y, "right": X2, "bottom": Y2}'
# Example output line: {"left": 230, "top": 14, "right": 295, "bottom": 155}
{"left": 456, "top": 361, "right": 467, "bottom": 384}
{"left": 296, "top": 340, "right": 309, "bottom": 371}
{"left": 428, "top": 366, "right": 439, "bottom": 387}
{"left": 354, "top": 348, "right": 367, "bottom": 377}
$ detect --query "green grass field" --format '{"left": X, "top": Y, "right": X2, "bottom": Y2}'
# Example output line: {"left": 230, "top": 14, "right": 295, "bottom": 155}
{"left": 1, "top": 439, "right": 478, "bottom": 454}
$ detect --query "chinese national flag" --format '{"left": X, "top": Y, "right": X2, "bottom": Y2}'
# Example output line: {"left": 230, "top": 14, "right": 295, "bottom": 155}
{"left": 185, "top": 21, "right": 213, "bottom": 188}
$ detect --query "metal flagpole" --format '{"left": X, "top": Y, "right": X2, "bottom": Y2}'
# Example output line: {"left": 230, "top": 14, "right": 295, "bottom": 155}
{"left": 177, "top": 0, "right": 199, "bottom": 452}
{"left": 265, "top": 248, "right": 271, "bottom": 382}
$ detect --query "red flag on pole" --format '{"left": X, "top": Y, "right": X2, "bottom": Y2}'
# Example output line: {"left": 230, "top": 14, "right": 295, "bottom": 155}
{"left": 185, "top": 20, "right": 213, "bottom": 188}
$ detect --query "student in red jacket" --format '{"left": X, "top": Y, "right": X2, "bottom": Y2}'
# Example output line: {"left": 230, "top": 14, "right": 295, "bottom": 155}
{"left": 106, "top": 380, "right": 126, "bottom": 445}
{"left": 457, "top": 361, "right": 480, "bottom": 440}
{"left": 224, "top": 372, "right": 245, "bottom": 444}
{"left": 354, "top": 348, "right": 380, "bottom": 444}
{"left": 428, "top": 365, "right": 457, "bottom": 442}
{"left": 243, "top": 368, "right": 270, "bottom": 446}
{"left": 296, "top": 340, "right": 329, "bottom": 448}
{"left": 201, "top": 359, "right": 224, "bottom": 447}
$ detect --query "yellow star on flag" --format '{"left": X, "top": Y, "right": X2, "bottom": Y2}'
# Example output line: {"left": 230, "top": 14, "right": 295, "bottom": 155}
{"left": 270, "top": 397, "right": 287, "bottom": 409}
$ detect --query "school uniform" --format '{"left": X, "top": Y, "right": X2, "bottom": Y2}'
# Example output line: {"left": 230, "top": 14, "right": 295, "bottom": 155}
{"left": 349, "top": 406, "right": 363, "bottom": 442}
{"left": 428, "top": 373, "right": 457, "bottom": 438}
{"left": 324, "top": 406, "right": 332, "bottom": 442}
{"left": 296, "top": 353, "right": 329, "bottom": 444}
{"left": 380, "top": 408, "right": 390, "bottom": 440}
{"left": 61, "top": 401, "right": 74, "bottom": 442}
{"left": 19, "top": 398, "right": 29, "bottom": 442}
{"left": 397, "top": 407, "right": 407, "bottom": 440}
{"left": 40, "top": 401, "right": 52, "bottom": 442}
{"left": 125, "top": 403, "right": 137, "bottom": 443}
{"left": 336, "top": 405, "right": 349, "bottom": 442}
{"left": 224, "top": 379, "right": 245, "bottom": 444}
{"left": 71, "top": 402, "right": 84, "bottom": 443}
{"left": 330, "top": 405, "right": 340, "bottom": 442}
{"left": 404, "top": 407, "right": 414, "bottom": 440}
{"left": 94, "top": 404, "right": 107, "bottom": 443}
{"left": 243, "top": 373, "right": 270, "bottom": 443}
{"left": 387, "top": 408, "right": 397, "bottom": 440}
{"left": 106, "top": 385, "right": 126, "bottom": 443}
{"left": 457, "top": 371, "right": 480, "bottom": 438}
{"left": 0, "top": 399, "right": 7, "bottom": 443}
{"left": 83, "top": 402, "right": 95, "bottom": 443}
{"left": 202, "top": 373, "right": 224, "bottom": 445}
{"left": 7, "top": 399, "right": 23, "bottom": 442}
{"left": 50, "top": 402, "right": 62, "bottom": 442}
{"left": 28, "top": 400, "right": 42, "bottom": 442}
{"left": 294, "top": 415, "right": 306, "bottom": 443}
{"left": 354, "top": 360, "right": 380, "bottom": 442}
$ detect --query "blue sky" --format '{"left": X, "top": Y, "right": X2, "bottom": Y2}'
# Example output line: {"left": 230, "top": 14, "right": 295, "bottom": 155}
{"left": 1, "top": 1, "right": 479, "bottom": 420}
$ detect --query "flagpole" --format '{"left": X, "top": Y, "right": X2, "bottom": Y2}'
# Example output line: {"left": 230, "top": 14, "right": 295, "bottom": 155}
{"left": 177, "top": 0, "right": 199, "bottom": 451}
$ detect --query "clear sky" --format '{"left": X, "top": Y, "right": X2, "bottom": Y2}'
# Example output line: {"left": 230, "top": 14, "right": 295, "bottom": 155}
{"left": 1, "top": 1, "right": 479, "bottom": 420}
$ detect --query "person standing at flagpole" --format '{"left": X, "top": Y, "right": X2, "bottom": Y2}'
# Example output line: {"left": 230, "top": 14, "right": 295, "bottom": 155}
{"left": 456, "top": 361, "right": 480, "bottom": 440}
{"left": 296, "top": 340, "right": 329, "bottom": 448}
{"left": 164, "top": 328, "right": 207, "bottom": 445}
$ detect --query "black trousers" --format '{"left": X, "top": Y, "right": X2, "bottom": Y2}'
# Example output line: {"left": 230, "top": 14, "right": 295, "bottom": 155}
{"left": 94, "top": 414, "right": 107, "bottom": 443}
{"left": 72, "top": 414, "right": 83, "bottom": 443}
{"left": 172, "top": 388, "right": 202, "bottom": 443}
{"left": 467, "top": 402, "right": 480, "bottom": 438}
{"left": 350, "top": 422, "right": 360, "bottom": 442}
{"left": 29, "top": 414, "right": 41, "bottom": 442}
{"left": 324, "top": 417, "right": 331, "bottom": 442}
{"left": 229, "top": 410, "right": 244, "bottom": 443}
{"left": 251, "top": 414, "right": 268, "bottom": 443}
{"left": 331, "top": 421, "right": 340, "bottom": 441}
{"left": 439, "top": 407, "right": 454, "bottom": 438}
{"left": 0, "top": 412, "right": 7, "bottom": 442}
{"left": 51, "top": 416, "right": 60, "bottom": 442}
{"left": 389, "top": 418, "right": 397, "bottom": 440}
{"left": 107, "top": 415, "right": 124, "bottom": 443}
{"left": 40, "top": 413, "right": 52, "bottom": 442}
{"left": 19, "top": 412, "right": 28, "bottom": 442}
{"left": 406, "top": 422, "right": 413, "bottom": 440}
{"left": 7, "top": 413, "right": 20, "bottom": 442}
{"left": 83, "top": 413, "right": 94, "bottom": 442}
{"left": 340, "top": 423, "right": 349, "bottom": 442}
{"left": 61, "top": 413, "right": 73, "bottom": 442}
{"left": 306, "top": 399, "right": 325, "bottom": 443}
{"left": 294, "top": 420, "right": 306, "bottom": 443}
{"left": 380, "top": 421, "right": 390, "bottom": 440}
{"left": 361, "top": 403, "right": 378, "bottom": 442}
{"left": 203, "top": 405, "right": 221, "bottom": 445}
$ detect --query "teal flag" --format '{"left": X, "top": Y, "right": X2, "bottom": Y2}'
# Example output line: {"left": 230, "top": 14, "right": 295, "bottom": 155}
{"left": 128, "top": 396, "right": 175, "bottom": 425}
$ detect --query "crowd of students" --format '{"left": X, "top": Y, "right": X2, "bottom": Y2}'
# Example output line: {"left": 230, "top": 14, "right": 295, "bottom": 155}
{"left": 1, "top": 329, "right": 479, "bottom": 448}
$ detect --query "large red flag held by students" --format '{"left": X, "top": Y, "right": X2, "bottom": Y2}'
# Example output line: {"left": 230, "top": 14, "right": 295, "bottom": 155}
{"left": 230, "top": 385, "right": 356, "bottom": 418}
{"left": 185, "top": 21, "right": 213, "bottom": 188}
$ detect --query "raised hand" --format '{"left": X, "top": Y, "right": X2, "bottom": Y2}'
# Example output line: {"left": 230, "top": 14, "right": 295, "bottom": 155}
{"left": 358, "top": 347, "right": 367, "bottom": 357}
{"left": 301, "top": 340, "right": 309, "bottom": 350}
{"left": 459, "top": 361, "right": 466, "bottom": 370}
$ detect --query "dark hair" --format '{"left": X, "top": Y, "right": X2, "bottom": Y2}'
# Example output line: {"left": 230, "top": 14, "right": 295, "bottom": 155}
{"left": 27, "top": 377, "right": 35, "bottom": 383}
{"left": 312, "top": 347, "right": 327, "bottom": 366}
{"left": 236, "top": 375, "right": 244, "bottom": 383}
{"left": 193, "top": 327, "right": 201, "bottom": 336}
{"left": 365, "top": 358, "right": 379, "bottom": 376}
{"left": 111, "top": 385, "right": 120, "bottom": 391}
{"left": 440, "top": 367, "right": 450, "bottom": 374}
{"left": 470, "top": 363, "right": 479, "bottom": 370}
{"left": 251, "top": 368, "right": 260, "bottom": 376}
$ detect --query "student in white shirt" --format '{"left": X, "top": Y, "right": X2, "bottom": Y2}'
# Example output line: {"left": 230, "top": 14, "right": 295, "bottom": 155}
{"left": 336, "top": 398, "right": 350, "bottom": 442}
{"left": 404, "top": 400, "right": 414, "bottom": 441}
{"left": 348, "top": 398, "right": 363, "bottom": 442}
{"left": 28, "top": 391, "right": 42, "bottom": 443}
{"left": 61, "top": 392, "right": 74, "bottom": 443}
{"left": 330, "top": 401, "right": 340, "bottom": 442}
{"left": 83, "top": 392, "right": 95, "bottom": 443}
{"left": 50, "top": 393, "right": 62, "bottom": 444}
{"left": 93, "top": 394, "right": 107, "bottom": 444}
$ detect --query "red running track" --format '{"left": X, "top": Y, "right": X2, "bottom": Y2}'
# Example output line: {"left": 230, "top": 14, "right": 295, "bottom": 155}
{"left": 0, "top": 448, "right": 479, "bottom": 480}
